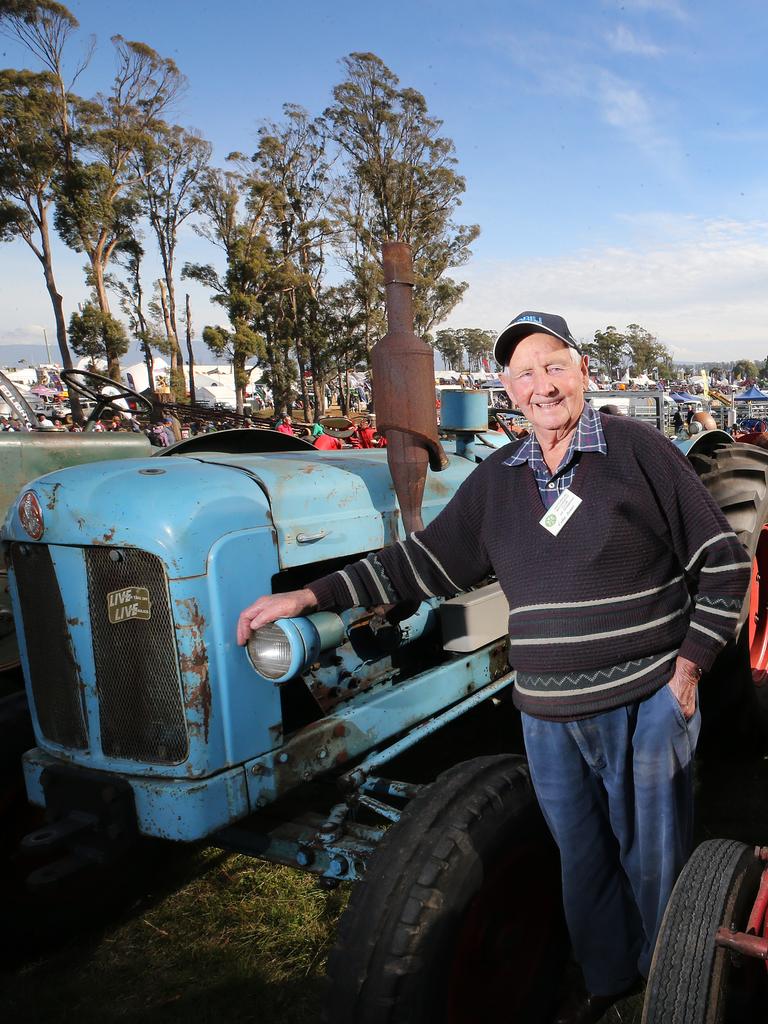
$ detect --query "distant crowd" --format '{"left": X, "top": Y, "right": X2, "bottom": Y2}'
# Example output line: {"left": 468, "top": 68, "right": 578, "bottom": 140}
{"left": 0, "top": 408, "right": 386, "bottom": 451}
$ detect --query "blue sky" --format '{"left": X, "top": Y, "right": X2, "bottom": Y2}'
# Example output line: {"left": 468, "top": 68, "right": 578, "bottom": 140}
{"left": 2, "top": 0, "right": 768, "bottom": 362}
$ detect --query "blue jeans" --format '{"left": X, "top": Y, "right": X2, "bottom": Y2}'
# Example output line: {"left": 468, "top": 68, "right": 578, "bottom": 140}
{"left": 522, "top": 683, "right": 701, "bottom": 995}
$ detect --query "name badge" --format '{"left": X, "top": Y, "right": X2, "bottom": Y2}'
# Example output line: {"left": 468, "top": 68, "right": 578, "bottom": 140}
{"left": 539, "top": 488, "right": 582, "bottom": 536}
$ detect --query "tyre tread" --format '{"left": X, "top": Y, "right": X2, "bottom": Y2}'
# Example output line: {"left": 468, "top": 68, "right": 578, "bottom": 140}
{"left": 325, "top": 754, "right": 545, "bottom": 1024}
{"left": 643, "top": 838, "right": 753, "bottom": 1024}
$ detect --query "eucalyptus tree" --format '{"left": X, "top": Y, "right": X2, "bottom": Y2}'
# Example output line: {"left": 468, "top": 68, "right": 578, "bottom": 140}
{"left": 183, "top": 164, "right": 270, "bottom": 414}
{"left": 458, "top": 328, "right": 495, "bottom": 372}
{"left": 325, "top": 52, "right": 479, "bottom": 341}
{"left": 55, "top": 36, "right": 185, "bottom": 380}
{"left": 0, "top": 0, "right": 90, "bottom": 401}
{"left": 133, "top": 123, "right": 211, "bottom": 396}
{"left": 316, "top": 280, "right": 368, "bottom": 414}
{"left": 434, "top": 328, "right": 465, "bottom": 371}
{"left": 68, "top": 301, "right": 128, "bottom": 368}
{"left": 0, "top": 0, "right": 91, "bottom": 164}
{"left": 0, "top": 69, "right": 75, "bottom": 369}
{"left": 253, "top": 104, "right": 338, "bottom": 417}
{"left": 113, "top": 236, "right": 165, "bottom": 392}
{"left": 587, "top": 326, "right": 631, "bottom": 380}
{"left": 624, "top": 323, "right": 673, "bottom": 377}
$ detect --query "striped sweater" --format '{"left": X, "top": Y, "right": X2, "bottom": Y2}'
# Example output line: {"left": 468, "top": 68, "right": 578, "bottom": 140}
{"left": 307, "top": 414, "right": 752, "bottom": 720}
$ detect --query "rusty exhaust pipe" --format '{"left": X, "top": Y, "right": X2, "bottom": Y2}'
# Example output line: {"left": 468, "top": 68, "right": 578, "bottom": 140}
{"left": 371, "top": 242, "right": 448, "bottom": 534}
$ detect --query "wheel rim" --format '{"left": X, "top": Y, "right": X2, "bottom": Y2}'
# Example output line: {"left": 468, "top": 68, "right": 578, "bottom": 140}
{"left": 748, "top": 527, "right": 768, "bottom": 685}
{"left": 445, "top": 839, "right": 563, "bottom": 1023}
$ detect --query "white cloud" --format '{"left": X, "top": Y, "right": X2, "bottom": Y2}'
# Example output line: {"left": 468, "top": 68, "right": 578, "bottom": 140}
{"left": 605, "top": 25, "right": 664, "bottom": 57}
{"left": 490, "top": 32, "right": 681, "bottom": 177}
{"left": 597, "top": 72, "right": 684, "bottom": 175}
{"left": 444, "top": 218, "right": 768, "bottom": 361}
{"left": 0, "top": 324, "right": 49, "bottom": 345}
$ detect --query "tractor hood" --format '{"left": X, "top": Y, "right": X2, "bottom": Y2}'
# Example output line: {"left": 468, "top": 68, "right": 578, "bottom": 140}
{"left": 2, "top": 449, "right": 475, "bottom": 578}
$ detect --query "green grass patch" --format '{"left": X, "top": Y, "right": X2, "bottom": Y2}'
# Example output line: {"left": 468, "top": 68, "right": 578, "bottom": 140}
{"left": 2, "top": 849, "right": 348, "bottom": 1024}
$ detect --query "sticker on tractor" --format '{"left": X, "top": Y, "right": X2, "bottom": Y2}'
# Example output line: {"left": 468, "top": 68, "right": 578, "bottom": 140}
{"left": 107, "top": 586, "right": 151, "bottom": 624}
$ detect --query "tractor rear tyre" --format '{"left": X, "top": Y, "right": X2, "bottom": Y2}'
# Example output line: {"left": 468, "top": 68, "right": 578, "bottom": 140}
{"left": 642, "top": 838, "right": 767, "bottom": 1024}
{"left": 324, "top": 754, "right": 565, "bottom": 1024}
{"left": 691, "top": 443, "right": 768, "bottom": 639}
{"left": 690, "top": 443, "right": 768, "bottom": 747}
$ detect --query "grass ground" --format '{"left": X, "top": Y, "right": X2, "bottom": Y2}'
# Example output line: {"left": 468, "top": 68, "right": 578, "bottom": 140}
{"left": 2, "top": 848, "right": 348, "bottom": 1024}
{"left": 2, "top": 742, "right": 767, "bottom": 1023}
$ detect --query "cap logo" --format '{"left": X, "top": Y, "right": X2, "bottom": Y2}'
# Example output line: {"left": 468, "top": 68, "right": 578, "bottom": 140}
{"left": 514, "top": 315, "right": 543, "bottom": 325}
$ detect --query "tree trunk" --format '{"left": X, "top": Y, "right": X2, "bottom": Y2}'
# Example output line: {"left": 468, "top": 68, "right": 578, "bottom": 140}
{"left": 158, "top": 232, "right": 184, "bottom": 381}
{"left": 233, "top": 352, "right": 246, "bottom": 415}
{"left": 91, "top": 255, "right": 122, "bottom": 383}
{"left": 158, "top": 279, "right": 185, "bottom": 400}
{"left": 92, "top": 255, "right": 111, "bottom": 315}
{"left": 185, "top": 294, "right": 196, "bottom": 403}
{"left": 36, "top": 207, "right": 85, "bottom": 419}
{"left": 309, "top": 351, "right": 326, "bottom": 417}
{"left": 132, "top": 265, "right": 154, "bottom": 395}
{"left": 337, "top": 370, "right": 347, "bottom": 415}
{"left": 157, "top": 279, "right": 176, "bottom": 366}
{"left": 296, "top": 349, "right": 311, "bottom": 421}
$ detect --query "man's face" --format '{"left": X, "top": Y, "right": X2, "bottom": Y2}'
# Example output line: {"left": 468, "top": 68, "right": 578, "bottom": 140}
{"left": 502, "top": 333, "right": 589, "bottom": 437}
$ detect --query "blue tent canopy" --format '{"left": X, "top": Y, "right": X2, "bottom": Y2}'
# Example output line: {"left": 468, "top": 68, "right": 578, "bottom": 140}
{"left": 670, "top": 391, "right": 700, "bottom": 402}
{"left": 734, "top": 384, "right": 768, "bottom": 401}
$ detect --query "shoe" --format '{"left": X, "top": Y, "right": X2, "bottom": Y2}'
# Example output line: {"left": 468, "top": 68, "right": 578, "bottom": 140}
{"left": 552, "top": 977, "right": 643, "bottom": 1024}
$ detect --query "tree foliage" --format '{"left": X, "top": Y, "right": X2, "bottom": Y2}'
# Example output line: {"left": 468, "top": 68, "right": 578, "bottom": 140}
{"left": 0, "top": 0, "right": 85, "bottom": 391}
{"left": 133, "top": 121, "right": 210, "bottom": 394}
{"left": 0, "top": 22, "right": 485, "bottom": 411}
{"left": 183, "top": 164, "right": 269, "bottom": 412}
{"left": 326, "top": 52, "right": 479, "bottom": 341}
{"left": 68, "top": 301, "right": 128, "bottom": 364}
{"left": 586, "top": 323, "right": 673, "bottom": 380}
{"left": 252, "top": 105, "right": 338, "bottom": 416}
{"left": 55, "top": 34, "right": 185, "bottom": 380}
{"left": 733, "top": 359, "right": 759, "bottom": 382}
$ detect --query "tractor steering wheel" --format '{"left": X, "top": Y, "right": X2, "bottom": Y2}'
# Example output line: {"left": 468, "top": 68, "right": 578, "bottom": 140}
{"left": 61, "top": 369, "right": 154, "bottom": 421}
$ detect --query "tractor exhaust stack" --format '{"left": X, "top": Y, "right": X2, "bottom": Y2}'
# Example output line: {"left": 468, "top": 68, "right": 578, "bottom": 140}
{"left": 372, "top": 242, "right": 448, "bottom": 534}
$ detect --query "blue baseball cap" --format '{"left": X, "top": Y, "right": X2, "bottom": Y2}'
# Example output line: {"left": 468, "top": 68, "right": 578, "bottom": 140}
{"left": 494, "top": 311, "right": 582, "bottom": 366}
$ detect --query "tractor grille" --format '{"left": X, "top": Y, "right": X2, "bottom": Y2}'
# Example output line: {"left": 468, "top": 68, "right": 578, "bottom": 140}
{"left": 85, "top": 547, "right": 188, "bottom": 764}
{"left": 10, "top": 543, "right": 87, "bottom": 749}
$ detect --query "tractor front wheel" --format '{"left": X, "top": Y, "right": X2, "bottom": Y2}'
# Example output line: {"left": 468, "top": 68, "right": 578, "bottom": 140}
{"left": 324, "top": 754, "right": 565, "bottom": 1024}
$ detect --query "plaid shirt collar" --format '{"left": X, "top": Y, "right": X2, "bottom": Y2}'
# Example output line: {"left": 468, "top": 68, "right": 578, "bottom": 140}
{"left": 503, "top": 401, "right": 607, "bottom": 472}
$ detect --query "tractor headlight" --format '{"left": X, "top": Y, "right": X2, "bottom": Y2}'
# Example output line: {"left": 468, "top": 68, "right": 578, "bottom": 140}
{"left": 246, "top": 613, "right": 345, "bottom": 683}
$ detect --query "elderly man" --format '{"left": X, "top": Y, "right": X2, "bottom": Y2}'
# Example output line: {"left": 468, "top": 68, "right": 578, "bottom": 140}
{"left": 237, "top": 311, "right": 750, "bottom": 1024}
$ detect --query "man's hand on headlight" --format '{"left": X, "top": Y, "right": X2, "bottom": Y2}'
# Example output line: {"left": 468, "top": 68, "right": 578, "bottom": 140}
{"left": 237, "top": 589, "right": 318, "bottom": 646}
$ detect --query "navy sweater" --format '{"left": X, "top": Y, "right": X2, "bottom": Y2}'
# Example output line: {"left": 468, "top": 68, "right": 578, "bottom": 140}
{"left": 308, "top": 414, "right": 751, "bottom": 720}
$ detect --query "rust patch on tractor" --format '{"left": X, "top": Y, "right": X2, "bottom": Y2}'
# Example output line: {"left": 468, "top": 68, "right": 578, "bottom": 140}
{"left": 66, "top": 617, "right": 81, "bottom": 627}
{"left": 489, "top": 639, "right": 511, "bottom": 681}
{"left": 266, "top": 716, "right": 356, "bottom": 795}
{"left": 46, "top": 483, "right": 61, "bottom": 510}
{"left": 102, "top": 526, "right": 116, "bottom": 543}
{"left": 176, "top": 597, "right": 212, "bottom": 742}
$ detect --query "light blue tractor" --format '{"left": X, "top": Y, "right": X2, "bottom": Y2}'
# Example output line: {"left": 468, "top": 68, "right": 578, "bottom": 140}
{"left": 5, "top": 246, "right": 768, "bottom": 1024}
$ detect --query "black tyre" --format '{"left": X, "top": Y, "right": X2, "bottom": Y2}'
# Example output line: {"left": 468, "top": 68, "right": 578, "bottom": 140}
{"left": 324, "top": 754, "right": 565, "bottom": 1024}
{"left": 690, "top": 444, "right": 768, "bottom": 747}
{"left": 692, "top": 443, "right": 768, "bottom": 639}
{"left": 642, "top": 838, "right": 768, "bottom": 1024}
